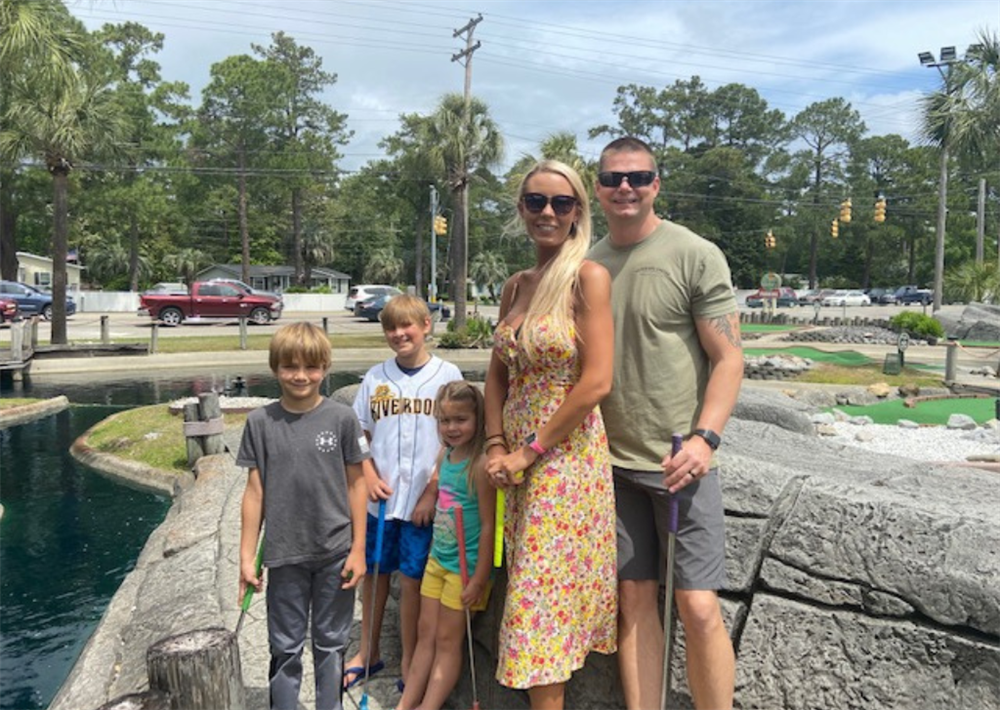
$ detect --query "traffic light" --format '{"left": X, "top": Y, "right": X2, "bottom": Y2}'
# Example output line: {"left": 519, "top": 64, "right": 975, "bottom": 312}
{"left": 764, "top": 230, "right": 776, "bottom": 249}
{"left": 831, "top": 219, "right": 839, "bottom": 238}
{"left": 839, "top": 198, "right": 852, "bottom": 223}
{"left": 433, "top": 215, "right": 447, "bottom": 235}
{"left": 874, "top": 197, "right": 886, "bottom": 223}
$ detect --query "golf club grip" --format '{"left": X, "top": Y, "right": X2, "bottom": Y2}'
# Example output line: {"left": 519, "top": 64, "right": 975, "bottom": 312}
{"left": 374, "top": 499, "right": 387, "bottom": 561}
{"left": 668, "top": 434, "right": 683, "bottom": 534}
{"left": 454, "top": 505, "right": 470, "bottom": 587}
{"left": 493, "top": 490, "right": 505, "bottom": 568}
{"left": 241, "top": 535, "right": 265, "bottom": 611}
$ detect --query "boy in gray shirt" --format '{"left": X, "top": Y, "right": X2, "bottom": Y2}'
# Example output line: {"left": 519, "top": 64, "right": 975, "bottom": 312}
{"left": 238, "top": 322, "right": 370, "bottom": 710}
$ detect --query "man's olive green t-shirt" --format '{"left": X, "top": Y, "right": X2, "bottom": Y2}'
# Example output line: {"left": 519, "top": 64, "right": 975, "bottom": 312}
{"left": 589, "top": 220, "right": 737, "bottom": 471}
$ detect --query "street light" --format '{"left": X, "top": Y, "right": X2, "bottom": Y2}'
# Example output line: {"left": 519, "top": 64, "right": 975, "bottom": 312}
{"left": 918, "top": 45, "right": 962, "bottom": 312}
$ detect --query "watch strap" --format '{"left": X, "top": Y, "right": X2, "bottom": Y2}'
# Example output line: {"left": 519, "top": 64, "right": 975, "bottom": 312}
{"left": 691, "top": 428, "right": 721, "bottom": 450}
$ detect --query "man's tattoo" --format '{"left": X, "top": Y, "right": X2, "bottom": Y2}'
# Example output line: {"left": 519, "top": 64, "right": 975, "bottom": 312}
{"left": 709, "top": 313, "right": 742, "bottom": 348}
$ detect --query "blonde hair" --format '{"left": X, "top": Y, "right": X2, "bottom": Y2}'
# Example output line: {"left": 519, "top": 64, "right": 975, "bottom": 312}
{"left": 380, "top": 294, "right": 430, "bottom": 331}
{"left": 514, "top": 159, "right": 592, "bottom": 356}
{"left": 269, "top": 321, "right": 331, "bottom": 372}
{"left": 435, "top": 381, "right": 486, "bottom": 494}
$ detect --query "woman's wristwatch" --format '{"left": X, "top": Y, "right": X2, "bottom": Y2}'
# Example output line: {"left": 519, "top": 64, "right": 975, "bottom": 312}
{"left": 525, "top": 433, "right": 547, "bottom": 456}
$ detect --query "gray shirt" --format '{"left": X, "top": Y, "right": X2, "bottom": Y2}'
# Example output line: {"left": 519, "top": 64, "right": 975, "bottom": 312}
{"left": 237, "top": 398, "right": 371, "bottom": 567}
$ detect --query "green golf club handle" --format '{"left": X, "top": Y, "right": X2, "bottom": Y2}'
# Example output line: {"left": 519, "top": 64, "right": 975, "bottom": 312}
{"left": 241, "top": 537, "right": 265, "bottom": 611}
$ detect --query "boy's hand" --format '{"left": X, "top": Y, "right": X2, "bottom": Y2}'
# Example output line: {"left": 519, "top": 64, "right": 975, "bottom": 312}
{"left": 460, "top": 575, "right": 487, "bottom": 608}
{"left": 341, "top": 550, "right": 366, "bottom": 590}
{"left": 238, "top": 560, "right": 263, "bottom": 605}
{"left": 411, "top": 488, "right": 436, "bottom": 527}
{"left": 365, "top": 474, "right": 393, "bottom": 501}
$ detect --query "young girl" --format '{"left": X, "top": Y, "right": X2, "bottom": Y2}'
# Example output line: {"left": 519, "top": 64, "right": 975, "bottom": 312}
{"left": 397, "top": 381, "right": 496, "bottom": 710}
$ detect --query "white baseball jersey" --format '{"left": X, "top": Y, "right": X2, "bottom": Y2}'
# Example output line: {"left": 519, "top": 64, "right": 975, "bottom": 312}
{"left": 353, "top": 355, "right": 463, "bottom": 521}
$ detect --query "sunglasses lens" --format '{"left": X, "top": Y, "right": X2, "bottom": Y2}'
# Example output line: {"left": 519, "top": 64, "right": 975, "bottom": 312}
{"left": 522, "top": 194, "right": 547, "bottom": 213}
{"left": 551, "top": 196, "right": 577, "bottom": 215}
{"left": 597, "top": 172, "right": 619, "bottom": 188}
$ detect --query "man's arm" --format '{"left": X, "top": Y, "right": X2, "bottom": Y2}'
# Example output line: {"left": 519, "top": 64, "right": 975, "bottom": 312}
{"left": 662, "top": 311, "right": 743, "bottom": 492}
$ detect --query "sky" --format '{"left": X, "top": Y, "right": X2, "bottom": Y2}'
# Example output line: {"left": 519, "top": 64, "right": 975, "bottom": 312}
{"left": 70, "top": 0, "right": 999, "bottom": 174}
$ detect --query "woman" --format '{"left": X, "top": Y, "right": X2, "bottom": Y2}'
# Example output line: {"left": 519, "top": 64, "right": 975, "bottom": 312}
{"left": 484, "top": 160, "right": 617, "bottom": 710}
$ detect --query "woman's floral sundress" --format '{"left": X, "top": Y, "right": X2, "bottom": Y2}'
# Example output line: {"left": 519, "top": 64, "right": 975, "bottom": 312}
{"left": 493, "top": 315, "right": 617, "bottom": 689}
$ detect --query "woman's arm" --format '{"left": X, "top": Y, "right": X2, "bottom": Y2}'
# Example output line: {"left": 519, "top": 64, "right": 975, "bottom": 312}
{"left": 483, "top": 276, "right": 519, "bottom": 469}
{"left": 488, "top": 260, "right": 613, "bottom": 477}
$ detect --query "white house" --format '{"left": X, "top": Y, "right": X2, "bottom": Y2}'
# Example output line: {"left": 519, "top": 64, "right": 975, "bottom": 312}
{"left": 15, "top": 251, "right": 84, "bottom": 291}
{"left": 196, "top": 264, "right": 351, "bottom": 294}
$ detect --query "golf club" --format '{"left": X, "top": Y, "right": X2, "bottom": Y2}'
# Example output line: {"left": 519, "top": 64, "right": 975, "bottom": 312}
{"left": 660, "top": 433, "right": 684, "bottom": 710}
{"left": 235, "top": 534, "right": 264, "bottom": 637}
{"left": 360, "top": 498, "right": 387, "bottom": 710}
{"left": 453, "top": 504, "right": 481, "bottom": 710}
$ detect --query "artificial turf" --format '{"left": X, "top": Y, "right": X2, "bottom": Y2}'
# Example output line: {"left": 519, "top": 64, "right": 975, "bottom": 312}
{"left": 831, "top": 396, "right": 998, "bottom": 425}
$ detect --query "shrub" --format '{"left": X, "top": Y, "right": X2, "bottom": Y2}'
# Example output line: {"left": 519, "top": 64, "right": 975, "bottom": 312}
{"left": 889, "top": 312, "right": 945, "bottom": 340}
{"left": 437, "top": 314, "right": 495, "bottom": 348}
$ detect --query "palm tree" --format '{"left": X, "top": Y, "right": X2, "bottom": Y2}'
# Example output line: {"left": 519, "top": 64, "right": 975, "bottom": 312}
{"left": 1, "top": 66, "right": 125, "bottom": 343}
{"left": 420, "top": 94, "right": 504, "bottom": 328}
{"left": 470, "top": 250, "right": 508, "bottom": 301}
{"left": 164, "top": 248, "right": 210, "bottom": 288}
{"left": 86, "top": 240, "right": 131, "bottom": 286}
{"left": 0, "top": 0, "right": 87, "bottom": 282}
{"left": 364, "top": 247, "right": 403, "bottom": 284}
{"left": 919, "top": 28, "right": 1000, "bottom": 308}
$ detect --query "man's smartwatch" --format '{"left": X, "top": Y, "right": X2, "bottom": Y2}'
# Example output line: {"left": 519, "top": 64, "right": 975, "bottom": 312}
{"left": 691, "top": 428, "right": 721, "bottom": 451}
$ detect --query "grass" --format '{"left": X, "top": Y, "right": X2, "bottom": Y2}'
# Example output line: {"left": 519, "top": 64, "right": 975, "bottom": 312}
{"left": 957, "top": 340, "right": 1000, "bottom": 349}
{"left": 85, "top": 404, "right": 248, "bottom": 474}
{"left": 0, "top": 398, "right": 43, "bottom": 410}
{"left": 744, "top": 346, "right": 874, "bottom": 367}
{"left": 796, "top": 363, "right": 944, "bottom": 388}
{"left": 831, "top": 396, "right": 997, "bottom": 425}
{"left": 741, "top": 324, "right": 801, "bottom": 333}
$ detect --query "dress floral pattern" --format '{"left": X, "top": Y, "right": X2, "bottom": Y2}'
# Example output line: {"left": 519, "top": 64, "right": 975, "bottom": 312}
{"left": 493, "top": 316, "right": 617, "bottom": 689}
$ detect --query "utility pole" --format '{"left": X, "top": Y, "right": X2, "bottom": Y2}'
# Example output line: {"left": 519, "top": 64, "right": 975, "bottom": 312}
{"left": 450, "top": 14, "right": 481, "bottom": 329}
{"left": 429, "top": 184, "right": 438, "bottom": 303}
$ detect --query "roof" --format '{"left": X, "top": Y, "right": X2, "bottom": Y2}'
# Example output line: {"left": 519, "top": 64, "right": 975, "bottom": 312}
{"left": 198, "top": 264, "right": 351, "bottom": 280}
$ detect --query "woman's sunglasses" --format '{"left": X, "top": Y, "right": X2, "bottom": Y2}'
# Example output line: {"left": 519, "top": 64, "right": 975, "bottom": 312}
{"left": 597, "top": 170, "right": 656, "bottom": 188}
{"left": 521, "top": 193, "right": 578, "bottom": 216}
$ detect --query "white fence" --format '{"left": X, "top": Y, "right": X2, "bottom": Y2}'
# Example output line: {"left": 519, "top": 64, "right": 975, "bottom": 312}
{"left": 74, "top": 291, "right": 346, "bottom": 313}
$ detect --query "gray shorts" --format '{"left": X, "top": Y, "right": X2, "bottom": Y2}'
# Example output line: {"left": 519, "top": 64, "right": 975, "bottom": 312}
{"left": 614, "top": 466, "right": 727, "bottom": 590}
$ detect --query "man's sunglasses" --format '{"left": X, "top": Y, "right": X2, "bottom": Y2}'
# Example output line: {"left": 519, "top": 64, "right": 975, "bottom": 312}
{"left": 521, "top": 193, "right": 578, "bottom": 216}
{"left": 597, "top": 170, "right": 657, "bottom": 188}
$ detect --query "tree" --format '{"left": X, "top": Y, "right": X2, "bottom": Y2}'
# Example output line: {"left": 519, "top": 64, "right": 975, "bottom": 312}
{"left": 1, "top": 25, "right": 125, "bottom": 343}
{"left": 253, "top": 32, "right": 350, "bottom": 285}
{"left": 164, "top": 247, "right": 210, "bottom": 287}
{"left": 787, "top": 98, "right": 865, "bottom": 288}
{"left": 0, "top": 0, "right": 87, "bottom": 282}
{"left": 417, "top": 95, "right": 503, "bottom": 327}
{"left": 363, "top": 247, "right": 403, "bottom": 284}
{"left": 470, "top": 250, "right": 508, "bottom": 301}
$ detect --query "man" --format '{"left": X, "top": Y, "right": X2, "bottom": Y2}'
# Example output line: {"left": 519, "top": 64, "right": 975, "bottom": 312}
{"left": 589, "top": 137, "right": 742, "bottom": 710}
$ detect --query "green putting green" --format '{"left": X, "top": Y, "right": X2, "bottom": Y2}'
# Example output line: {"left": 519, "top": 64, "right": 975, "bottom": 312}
{"left": 831, "top": 396, "right": 997, "bottom": 425}
{"left": 743, "top": 347, "right": 872, "bottom": 366}
{"left": 741, "top": 324, "right": 800, "bottom": 333}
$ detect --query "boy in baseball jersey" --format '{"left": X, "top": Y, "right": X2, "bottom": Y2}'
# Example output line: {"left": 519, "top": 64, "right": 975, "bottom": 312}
{"left": 344, "top": 295, "right": 463, "bottom": 691}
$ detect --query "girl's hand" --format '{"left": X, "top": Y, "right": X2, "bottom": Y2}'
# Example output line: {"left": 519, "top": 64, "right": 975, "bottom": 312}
{"left": 461, "top": 576, "right": 487, "bottom": 608}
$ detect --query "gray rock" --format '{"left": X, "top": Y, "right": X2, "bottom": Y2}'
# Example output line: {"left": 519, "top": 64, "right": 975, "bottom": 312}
{"left": 898, "top": 419, "right": 920, "bottom": 429}
{"left": 733, "top": 389, "right": 816, "bottom": 435}
{"left": 947, "top": 413, "right": 978, "bottom": 430}
{"left": 855, "top": 429, "right": 876, "bottom": 442}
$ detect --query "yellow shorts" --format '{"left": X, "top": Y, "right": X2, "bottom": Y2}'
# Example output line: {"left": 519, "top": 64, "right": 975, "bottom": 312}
{"left": 420, "top": 557, "right": 492, "bottom": 612}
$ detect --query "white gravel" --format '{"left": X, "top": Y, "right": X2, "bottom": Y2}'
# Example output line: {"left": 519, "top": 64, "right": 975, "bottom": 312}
{"left": 825, "top": 421, "right": 999, "bottom": 462}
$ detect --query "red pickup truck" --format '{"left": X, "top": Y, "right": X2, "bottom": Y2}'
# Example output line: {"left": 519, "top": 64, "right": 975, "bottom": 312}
{"left": 138, "top": 281, "right": 283, "bottom": 326}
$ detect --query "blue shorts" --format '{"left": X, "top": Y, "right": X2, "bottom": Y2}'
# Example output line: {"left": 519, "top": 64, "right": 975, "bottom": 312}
{"left": 365, "top": 514, "right": 433, "bottom": 579}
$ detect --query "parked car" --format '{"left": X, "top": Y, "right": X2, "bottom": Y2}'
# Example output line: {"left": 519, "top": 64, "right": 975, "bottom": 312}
{"left": 346, "top": 284, "right": 401, "bottom": 313}
{"left": 865, "top": 287, "right": 898, "bottom": 305}
{"left": 138, "top": 281, "right": 283, "bottom": 326}
{"left": 0, "top": 280, "right": 76, "bottom": 320}
{"left": 797, "top": 288, "right": 836, "bottom": 306}
{"left": 358, "top": 294, "right": 452, "bottom": 323}
{"left": 893, "top": 285, "right": 933, "bottom": 305}
{"left": 821, "top": 289, "right": 871, "bottom": 307}
{"left": 745, "top": 287, "right": 799, "bottom": 308}
{"left": 0, "top": 297, "right": 19, "bottom": 324}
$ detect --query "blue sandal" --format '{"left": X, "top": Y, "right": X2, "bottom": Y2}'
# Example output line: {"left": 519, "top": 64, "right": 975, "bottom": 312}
{"left": 343, "top": 659, "right": 385, "bottom": 689}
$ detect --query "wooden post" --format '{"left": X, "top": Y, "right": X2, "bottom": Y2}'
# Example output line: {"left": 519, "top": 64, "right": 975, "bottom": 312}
{"left": 30, "top": 316, "right": 39, "bottom": 349}
{"left": 238, "top": 317, "right": 248, "bottom": 350}
{"left": 11, "top": 322, "right": 24, "bottom": 360}
{"left": 198, "top": 392, "right": 225, "bottom": 456}
{"left": 101, "top": 315, "right": 110, "bottom": 344}
{"left": 944, "top": 341, "right": 957, "bottom": 384}
{"left": 150, "top": 324, "right": 159, "bottom": 354}
{"left": 95, "top": 690, "right": 171, "bottom": 710}
{"left": 183, "top": 402, "right": 205, "bottom": 467}
{"left": 322, "top": 316, "right": 329, "bottom": 333}
{"left": 146, "top": 628, "right": 246, "bottom": 710}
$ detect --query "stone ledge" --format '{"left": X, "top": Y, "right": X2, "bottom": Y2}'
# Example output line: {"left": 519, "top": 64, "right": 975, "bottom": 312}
{"left": 0, "top": 395, "right": 69, "bottom": 429}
